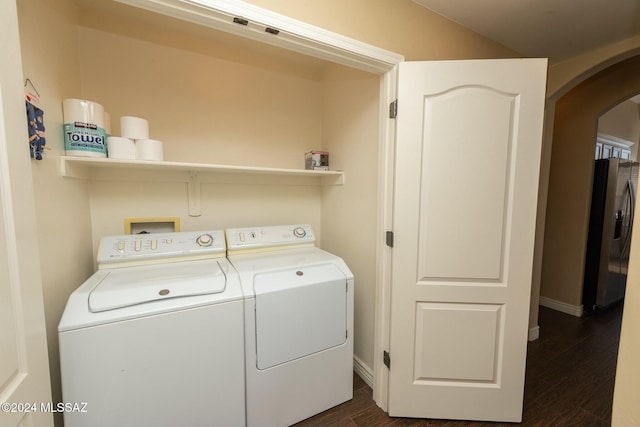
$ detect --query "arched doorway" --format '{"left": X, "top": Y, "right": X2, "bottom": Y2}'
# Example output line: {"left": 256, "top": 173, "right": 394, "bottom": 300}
{"left": 539, "top": 54, "right": 640, "bottom": 425}
{"left": 541, "top": 54, "right": 640, "bottom": 315}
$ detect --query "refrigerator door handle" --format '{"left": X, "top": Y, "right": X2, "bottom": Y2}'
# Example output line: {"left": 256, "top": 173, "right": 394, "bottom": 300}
{"left": 614, "top": 210, "right": 624, "bottom": 239}
{"left": 621, "top": 177, "right": 635, "bottom": 257}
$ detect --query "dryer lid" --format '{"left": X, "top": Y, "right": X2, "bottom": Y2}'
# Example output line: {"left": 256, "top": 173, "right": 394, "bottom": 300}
{"left": 88, "top": 259, "right": 226, "bottom": 313}
{"left": 253, "top": 263, "right": 348, "bottom": 370}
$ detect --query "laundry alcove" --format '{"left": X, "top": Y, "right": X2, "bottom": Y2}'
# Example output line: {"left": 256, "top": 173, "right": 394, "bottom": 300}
{"left": 16, "top": 0, "right": 400, "bottom": 417}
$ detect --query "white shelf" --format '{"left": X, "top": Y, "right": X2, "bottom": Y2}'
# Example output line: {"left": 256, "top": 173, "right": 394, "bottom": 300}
{"left": 59, "top": 156, "right": 344, "bottom": 217}
{"left": 60, "top": 156, "right": 344, "bottom": 183}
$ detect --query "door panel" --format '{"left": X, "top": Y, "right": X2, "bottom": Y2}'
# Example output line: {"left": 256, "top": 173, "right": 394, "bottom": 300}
{"left": 419, "top": 86, "right": 514, "bottom": 280}
{"left": 414, "top": 303, "right": 502, "bottom": 382}
{"left": 389, "top": 59, "right": 547, "bottom": 422}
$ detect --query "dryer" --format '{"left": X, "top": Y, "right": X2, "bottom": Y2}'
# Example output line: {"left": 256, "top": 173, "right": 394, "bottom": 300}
{"left": 58, "top": 231, "right": 245, "bottom": 427}
{"left": 226, "top": 224, "right": 354, "bottom": 427}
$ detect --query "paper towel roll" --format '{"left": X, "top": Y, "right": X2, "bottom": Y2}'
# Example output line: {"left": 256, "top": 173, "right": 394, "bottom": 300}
{"left": 104, "top": 112, "right": 112, "bottom": 136}
{"left": 62, "top": 98, "right": 107, "bottom": 158}
{"left": 135, "top": 139, "right": 163, "bottom": 161}
{"left": 121, "top": 116, "right": 149, "bottom": 140}
{"left": 107, "top": 137, "right": 135, "bottom": 160}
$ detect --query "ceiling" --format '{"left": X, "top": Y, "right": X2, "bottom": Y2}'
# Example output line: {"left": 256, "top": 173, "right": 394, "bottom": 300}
{"left": 413, "top": 0, "right": 640, "bottom": 63}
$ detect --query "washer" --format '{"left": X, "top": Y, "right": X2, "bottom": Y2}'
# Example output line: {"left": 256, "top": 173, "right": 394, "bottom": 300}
{"left": 226, "top": 224, "right": 354, "bottom": 427}
{"left": 58, "top": 230, "right": 245, "bottom": 427}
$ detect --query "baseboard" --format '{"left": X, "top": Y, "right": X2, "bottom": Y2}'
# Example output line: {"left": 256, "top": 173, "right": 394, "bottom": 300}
{"left": 353, "top": 355, "right": 374, "bottom": 389}
{"left": 539, "top": 296, "right": 583, "bottom": 317}
{"left": 528, "top": 325, "right": 540, "bottom": 341}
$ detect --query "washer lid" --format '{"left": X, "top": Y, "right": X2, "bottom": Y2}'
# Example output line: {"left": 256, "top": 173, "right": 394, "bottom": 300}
{"left": 88, "top": 259, "right": 226, "bottom": 313}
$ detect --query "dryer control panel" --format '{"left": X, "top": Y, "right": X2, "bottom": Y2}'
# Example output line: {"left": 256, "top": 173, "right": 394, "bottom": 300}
{"left": 97, "top": 230, "right": 226, "bottom": 267}
{"left": 226, "top": 224, "right": 315, "bottom": 254}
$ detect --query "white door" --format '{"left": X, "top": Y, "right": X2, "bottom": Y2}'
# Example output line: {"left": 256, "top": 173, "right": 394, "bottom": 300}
{"left": 388, "top": 59, "right": 547, "bottom": 422}
{"left": 0, "top": 1, "right": 53, "bottom": 426}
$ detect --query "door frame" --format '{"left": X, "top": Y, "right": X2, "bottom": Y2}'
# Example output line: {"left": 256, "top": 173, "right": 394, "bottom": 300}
{"left": 0, "top": 0, "right": 53, "bottom": 424}
{"left": 371, "top": 65, "right": 398, "bottom": 410}
{"left": 116, "top": 0, "right": 403, "bottom": 411}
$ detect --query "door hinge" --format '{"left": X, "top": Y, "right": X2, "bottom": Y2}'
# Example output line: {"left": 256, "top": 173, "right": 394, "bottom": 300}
{"left": 389, "top": 100, "right": 398, "bottom": 119}
{"left": 383, "top": 351, "right": 391, "bottom": 369}
{"left": 386, "top": 231, "right": 394, "bottom": 248}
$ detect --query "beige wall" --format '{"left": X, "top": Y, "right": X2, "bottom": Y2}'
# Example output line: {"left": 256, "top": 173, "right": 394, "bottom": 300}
{"left": 75, "top": 20, "right": 324, "bottom": 169}
{"left": 599, "top": 101, "right": 640, "bottom": 142}
{"left": 548, "top": 36, "right": 640, "bottom": 100}
{"left": 320, "top": 65, "right": 380, "bottom": 369}
{"left": 74, "top": 16, "right": 329, "bottom": 247}
{"left": 243, "top": 0, "right": 519, "bottom": 60}
{"left": 598, "top": 100, "right": 640, "bottom": 159}
{"left": 612, "top": 201, "right": 640, "bottom": 424}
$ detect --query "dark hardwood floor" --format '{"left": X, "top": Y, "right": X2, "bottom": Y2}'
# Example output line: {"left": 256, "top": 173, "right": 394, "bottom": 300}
{"left": 295, "top": 303, "right": 623, "bottom": 426}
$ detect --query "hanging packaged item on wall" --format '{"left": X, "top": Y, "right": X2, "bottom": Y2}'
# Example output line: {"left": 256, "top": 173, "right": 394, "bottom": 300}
{"left": 25, "top": 78, "right": 46, "bottom": 160}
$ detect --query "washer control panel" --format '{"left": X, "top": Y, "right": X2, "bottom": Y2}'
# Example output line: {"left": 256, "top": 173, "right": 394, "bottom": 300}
{"left": 226, "top": 224, "right": 315, "bottom": 253}
{"left": 97, "top": 230, "right": 226, "bottom": 266}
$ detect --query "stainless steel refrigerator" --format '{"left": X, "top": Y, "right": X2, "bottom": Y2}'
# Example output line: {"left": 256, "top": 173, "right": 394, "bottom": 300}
{"left": 583, "top": 158, "right": 638, "bottom": 312}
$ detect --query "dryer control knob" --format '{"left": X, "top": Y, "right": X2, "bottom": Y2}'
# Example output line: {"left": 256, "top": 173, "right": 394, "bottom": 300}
{"left": 196, "top": 234, "right": 214, "bottom": 247}
{"left": 293, "top": 227, "right": 306, "bottom": 238}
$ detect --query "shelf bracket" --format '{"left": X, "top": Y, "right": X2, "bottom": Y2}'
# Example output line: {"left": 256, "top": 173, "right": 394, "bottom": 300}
{"left": 59, "top": 157, "right": 89, "bottom": 179}
{"left": 187, "top": 171, "right": 202, "bottom": 217}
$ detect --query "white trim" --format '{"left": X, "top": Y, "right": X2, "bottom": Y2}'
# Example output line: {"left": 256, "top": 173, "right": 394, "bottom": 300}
{"left": 597, "top": 132, "right": 635, "bottom": 149}
{"left": 116, "top": 0, "right": 404, "bottom": 74}
{"left": 353, "top": 355, "right": 374, "bottom": 389}
{"left": 539, "top": 296, "right": 584, "bottom": 317}
{"left": 372, "top": 66, "right": 398, "bottom": 412}
{"left": 528, "top": 325, "right": 540, "bottom": 341}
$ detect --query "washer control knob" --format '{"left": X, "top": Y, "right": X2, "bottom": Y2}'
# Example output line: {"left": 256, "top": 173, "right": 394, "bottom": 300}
{"left": 196, "top": 234, "right": 213, "bottom": 247}
{"left": 293, "top": 227, "right": 306, "bottom": 238}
